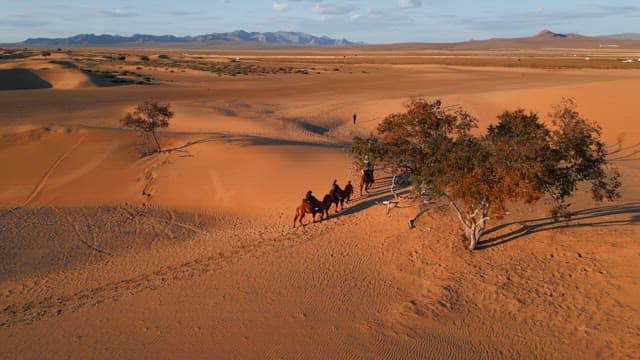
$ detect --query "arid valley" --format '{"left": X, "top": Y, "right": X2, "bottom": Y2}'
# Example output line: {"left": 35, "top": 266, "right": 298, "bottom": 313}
{"left": 1, "top": 45, "right": 639, "bottom": 359}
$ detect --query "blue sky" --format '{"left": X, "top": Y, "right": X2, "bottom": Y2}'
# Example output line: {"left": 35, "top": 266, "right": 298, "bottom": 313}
{"left": 1, "top": 0, "right": 639, "bottom": 43}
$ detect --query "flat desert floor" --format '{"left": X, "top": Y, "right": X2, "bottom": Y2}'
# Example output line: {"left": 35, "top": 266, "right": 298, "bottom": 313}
{"left": 1, "top": 49, "right": 639, "bottom": 359}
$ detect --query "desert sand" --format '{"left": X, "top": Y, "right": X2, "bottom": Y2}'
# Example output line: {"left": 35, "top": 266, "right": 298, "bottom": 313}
{"left": 1, "top": 48, "right": 639, "bottom": 359}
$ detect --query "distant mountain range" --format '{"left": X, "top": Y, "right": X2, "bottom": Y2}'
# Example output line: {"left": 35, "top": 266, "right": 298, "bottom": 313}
{"left": 13, "top": 31, "right": 356, "bottom": 47}
{"left": 7, "top": 29, "right": 640, "bottom": 49}
{"left": 450, "top": 29, "right": 640, "bottom": 49}
{"left": 367, "top": 30, "right": 640, "bottom": 51}
{"left": 474, "top": 29, "right": 640, "bottom": 49}
{"left": 599, "top": 32, "right": 640, "bottom": 40}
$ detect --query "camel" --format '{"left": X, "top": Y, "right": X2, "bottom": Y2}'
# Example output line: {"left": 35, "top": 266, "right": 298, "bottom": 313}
{"left": 359, "top": 169, "right": 374, "bottom": 195}
{"left": 293, "top": 194, "right": 333, "bottom": 228}
{"left": 329, "top": 181, "right": 354, "bottom": 213}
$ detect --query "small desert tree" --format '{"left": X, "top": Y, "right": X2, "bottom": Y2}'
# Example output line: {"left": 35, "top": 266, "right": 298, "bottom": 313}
{"left": 121, "top": 101, "right": 174, "bottom": 154}
{"left": 355, "top": 98, "right": 620, "bottom": 250}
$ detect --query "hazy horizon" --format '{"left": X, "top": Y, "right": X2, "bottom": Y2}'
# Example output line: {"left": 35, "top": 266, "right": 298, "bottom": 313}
{"left": 1, "top": 0, "right": 640, "bottom": 44}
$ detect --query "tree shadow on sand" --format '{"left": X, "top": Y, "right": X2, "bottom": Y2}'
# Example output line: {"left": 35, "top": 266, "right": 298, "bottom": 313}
{"left": 478, "top": 202, "right": 640, "bottom": 250}
{"left": 319, "top": 175, "right": 412, "bottom": 221}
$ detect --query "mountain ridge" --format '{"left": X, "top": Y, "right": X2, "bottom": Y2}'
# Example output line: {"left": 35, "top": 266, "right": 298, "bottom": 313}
{"left": 15, "top": 30, "right": 356, "bottom": 47}
{"left": 599, "top": 32, "right": 640, "bottom": 40}
{"left": 7, "top": 30, "right": 640, "bottom": 49}
{"left": 373, "top": 30, "right": 640, "bottom": 50}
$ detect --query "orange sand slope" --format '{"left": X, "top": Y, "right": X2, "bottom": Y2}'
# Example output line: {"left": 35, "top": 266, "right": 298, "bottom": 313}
{"left": 0, "top": 58, "right": 133, "bottom": 90}
{"left": 0, "top": 52, "right": 639, "bottom": 359}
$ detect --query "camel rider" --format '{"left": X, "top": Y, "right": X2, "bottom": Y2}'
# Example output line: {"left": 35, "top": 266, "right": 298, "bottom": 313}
{"left": 363, "top": 157, "right": 373, "bottom": 182}
{"left": 305, "top": 190, "right": 319, "bottom": 210}
{"left": 364, "top": 159, "right": 371, "bottom": 169}
{"left": 331, "top": 179, "right": 342, "bottom": 200}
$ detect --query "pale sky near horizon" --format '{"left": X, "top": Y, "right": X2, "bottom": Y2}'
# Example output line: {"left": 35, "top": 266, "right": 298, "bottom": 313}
{"left": 1, "top": 0, "right": 639, "bottom": 43}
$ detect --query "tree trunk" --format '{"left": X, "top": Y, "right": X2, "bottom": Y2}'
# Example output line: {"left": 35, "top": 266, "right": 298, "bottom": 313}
{"left": 465, "top": 222, "right": 483, "bottom": 250}
{"left": 449, "top": 199, "right": 489, "bottom": 251}
{"left": 390, "top": 174, "right": 397, "bottom": 199}
{"left": 150, "top": 130, "right": 161, "bottom": 153}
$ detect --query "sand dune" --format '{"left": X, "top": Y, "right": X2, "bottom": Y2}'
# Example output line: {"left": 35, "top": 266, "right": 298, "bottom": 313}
{"left": 0, "top": 59, "right": 132, "bottom": 90}
{"left": 37, "top": 61, "right": 103, "bottom": 89}
{"left": 0, "top": 50, "right": 639, "bottom": 358}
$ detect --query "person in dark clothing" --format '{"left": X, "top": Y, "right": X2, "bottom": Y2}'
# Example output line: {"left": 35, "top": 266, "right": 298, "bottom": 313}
{"left": 331, "top": 179, "right": 342, "bottom": 200}
{"left": 353, "top": 113, "right": 357, "bottom": 124}
{"left": 363, "top": 158, "right": 371, "bottom": 171}
{"left": 305, "top": 190, "right": 319, "bottom": 210}
{"left": 363, "top": 157, "right": 374, "bottom": 183}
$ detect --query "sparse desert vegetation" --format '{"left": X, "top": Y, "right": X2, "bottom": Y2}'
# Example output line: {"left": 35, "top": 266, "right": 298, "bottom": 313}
{"left": 121, "top": 101, "right": 174, "bottom": 154}
{"left": 1, "top": 45, "right": 639, "bottom": 359}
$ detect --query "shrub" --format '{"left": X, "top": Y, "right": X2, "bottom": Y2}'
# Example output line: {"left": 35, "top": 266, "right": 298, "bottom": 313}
{"left": 121, "top": 101, "right": 174, "bottom": 154}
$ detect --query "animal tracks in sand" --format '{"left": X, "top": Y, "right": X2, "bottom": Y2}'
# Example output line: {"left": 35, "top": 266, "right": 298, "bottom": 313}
{"left": 136, "top": 153, "right": 172, "bottom": 204}
{"left": 0, "top": 213, "right": 323, "bottom": 329}
{"left": 22, "top": 137, "right": 84, "bottom": 207}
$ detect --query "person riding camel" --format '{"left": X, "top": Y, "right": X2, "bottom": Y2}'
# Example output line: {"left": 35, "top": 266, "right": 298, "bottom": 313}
{"left": 331, "top": 179, "right": 342, "bottom": 200}
{"left": 363, "top": 157, "right": 374, "bottom": 183}
{"left": 305, "top": 190, "right": 319, "bottom": 210}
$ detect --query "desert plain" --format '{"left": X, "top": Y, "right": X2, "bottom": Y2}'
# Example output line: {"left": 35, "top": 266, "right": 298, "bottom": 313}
{"left": 0, "top": 47, "right": 639, "bottom": 359}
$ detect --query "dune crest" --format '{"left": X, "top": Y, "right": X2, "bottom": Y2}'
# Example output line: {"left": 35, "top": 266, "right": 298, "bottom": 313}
{"left": 0, "top": 59, "right": 129, "bottom": 90}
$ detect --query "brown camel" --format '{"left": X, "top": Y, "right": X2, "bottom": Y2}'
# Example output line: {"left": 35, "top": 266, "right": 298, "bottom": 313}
{"left": 293, "top": 194, "right": 333, "bottom": 228}
{"left": 329, "top": 181, "right": 354, "bottom": 213}
{"left": 359, "top": 169, "right": 374, "bottom": 195}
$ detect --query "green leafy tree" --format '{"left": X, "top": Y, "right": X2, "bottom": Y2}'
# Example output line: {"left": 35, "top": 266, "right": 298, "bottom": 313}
{"left": 121, "top": 101, "right": 174, "bottom": 154}
{"left": 544, "top": 98, "right": 621, "bottom": 219}
{"left": 354, "top": 98, "right": 620, "bottom": 250}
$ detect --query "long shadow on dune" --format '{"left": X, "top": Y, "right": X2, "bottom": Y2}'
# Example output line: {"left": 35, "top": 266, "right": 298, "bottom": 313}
{"left": 165, "top": 132, "right": 350, "bottom": 152}
{"left": 478, "top": 202, "right": 640, "bottom": 250}
{"left": 296, "top": 120, "right": 330, "bottom": 135}
{"left": 281, "top": 117, "right": 346, "bottom": 136}
{"left": 0, "top": 69, "right": 52, "bottom": 90}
